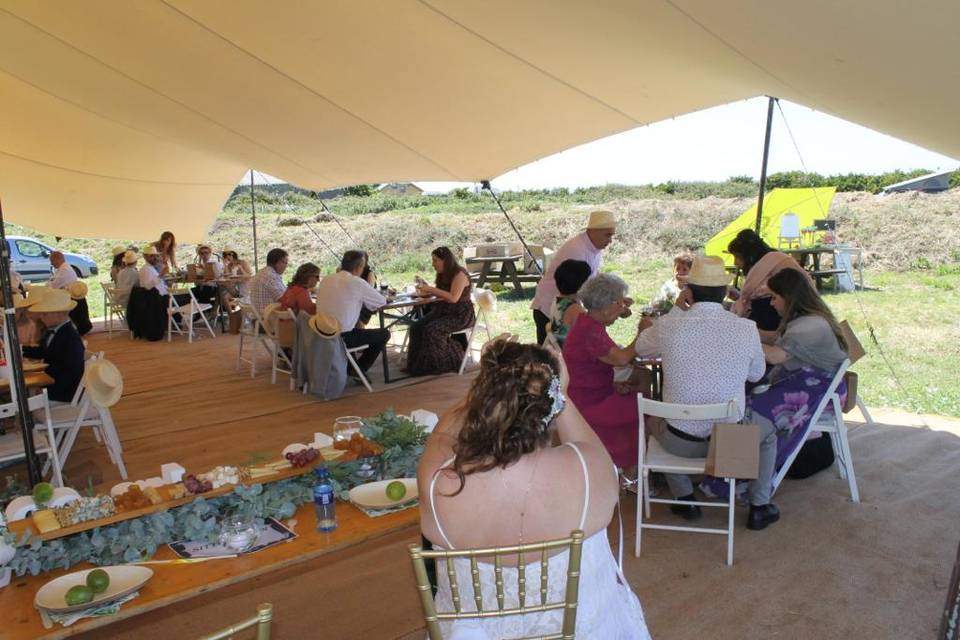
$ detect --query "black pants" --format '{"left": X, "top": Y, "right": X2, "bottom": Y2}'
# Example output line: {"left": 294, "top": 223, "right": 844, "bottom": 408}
{"left": 342, "top": 328, "right": 390, "bottom": 372}
{"left": 533, "top": 309, "right": 551, "bottom": 345}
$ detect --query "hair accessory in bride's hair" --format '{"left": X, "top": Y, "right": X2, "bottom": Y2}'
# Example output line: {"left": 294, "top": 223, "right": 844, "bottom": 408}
{"left": 542, "top": 376, "right": 565, "bottom": 431}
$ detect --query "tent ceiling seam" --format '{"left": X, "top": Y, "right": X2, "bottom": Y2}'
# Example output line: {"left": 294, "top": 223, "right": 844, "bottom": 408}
{"left": 0, "top": 8, "right": 335, "bottom": 185}
{"left": 0, "top": 148, "right": 235, "bottom": 186}
{"left": 159, "top": 0, "right": 464, "bottom": 183}
{"left": 416, "top": 0, "right": 644, "bottom": 127}
{"left": 663, "top": 1, "right": 812, "bottom": 105}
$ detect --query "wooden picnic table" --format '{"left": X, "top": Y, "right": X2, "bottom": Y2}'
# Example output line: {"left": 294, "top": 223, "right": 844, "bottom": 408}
{"left": 782, "top": 246, "right": 848, "bottom": 291}
{"left": 0, "top": 500, "right": 419, "bottom": 640}
{"left": 377, "top": 294, "right": 438, "bottom": 384}
{"left": 466, "top": 255, "right": 526, "bottom": 293}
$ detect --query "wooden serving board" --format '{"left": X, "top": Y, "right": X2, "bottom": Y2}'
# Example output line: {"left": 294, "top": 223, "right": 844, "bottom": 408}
{"left": 7, "top": 453, "right": 344, "bottom": 543}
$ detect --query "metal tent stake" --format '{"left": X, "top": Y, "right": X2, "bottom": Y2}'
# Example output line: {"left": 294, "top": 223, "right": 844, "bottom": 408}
{"left": 0, "top": 195, "right": 42, "bottom": 485}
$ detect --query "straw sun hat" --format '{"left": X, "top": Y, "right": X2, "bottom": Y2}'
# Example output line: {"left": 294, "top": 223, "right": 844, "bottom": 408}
{"left": 142, "top": 245, "right": 160, "bottom": 256}
{"left": 122, "top": 250, "right": 138, "bottom": 265}
{"left": 308, "top": 311, "right": 341, "bottom": 338}
{"left": 27, "top": 288, "right": 76, "bottom": 313}
{"left": 83, "top": 359, "right": 124, "bottom": 408}
{"left": 13, "top": 292, "right": 39, "bottom": 309}
{"left": 111, "top": 245, "right": 127, "bottom": 257}
{"left": 67, "top": 281, "right": 88, "bottom": 300}
{"left": 685, "top": 256, "right": 732, "bottom": 287}
{"left": 262, "top": 302, "right": 284, "bottom": 333}
{"left": 587, "top": 210, "right": 616, "bottom": 229}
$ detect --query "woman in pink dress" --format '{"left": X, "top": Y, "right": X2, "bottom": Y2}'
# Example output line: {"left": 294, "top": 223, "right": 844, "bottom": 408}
{"left": 561, "top": 273, "right": 646, "bottom": 468}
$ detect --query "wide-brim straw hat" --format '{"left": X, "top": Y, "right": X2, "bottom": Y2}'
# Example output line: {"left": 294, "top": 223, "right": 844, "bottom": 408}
{"left": 13, "top": 292, "right": 38, "bottom": 309}
{"left": 28, "top": 288, "right": 77, "bottom": 312}
{"left": 686, "top": 256, "right": 732, "bottom": 287}
{"left": 111, "top": 245, "right": 127, "bottom": 257}
{"left": 222, "top": 245, "right": 238, "bottom": 256}
{"left": 262, "top": 302, "right": 284, "bottom": 333}
{"left": 67, "top": 281, "right": 88, "bottom": 300}
{"left": 122, "top": 250, "right": 138, "bottom": 265}
{"left": 142, "top": 245, "right": 160, "bottom": 256}
{"left": 84, "top": 359, "right": 124, "bottom": 408}
{"left": 587, "top": 210, "right": 616, "bottom": 229}
{"left": 475, "top": 288, "right": 497, "bottom": 313}
{"left": 196, "top": 243, "right": 212, "bottom": 253}
{"left": 308, "top": 311, "right": 341, "bottom": 338}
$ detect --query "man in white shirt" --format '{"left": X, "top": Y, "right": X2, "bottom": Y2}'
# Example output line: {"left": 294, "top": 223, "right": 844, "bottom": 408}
{"left": 314, "top": 251, "right": 389, "bottom": 373}
{"left": 531, "top": 210, "right": 616, "bottom": 344}
{"left": 114, "top": 251, "right": 140, "bottom": 307}
{"left": 250, "top": 248, "right": 289, "bottom": 315}
{"left": 139, "top": 246, "right": 169, "bottom": 296}
{"left": 634, "top": 256, "right": 780, "bottom": 530}
{"left": 47, "top": 251, "right": 78, "bottom": 290}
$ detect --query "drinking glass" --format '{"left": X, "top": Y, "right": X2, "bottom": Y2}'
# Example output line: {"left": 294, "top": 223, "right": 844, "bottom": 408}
{"left": 333, "top": 416, "right": 363, "bottom": 443}
{"left": 218, "top": 514, "right": 260, "bottom": 553}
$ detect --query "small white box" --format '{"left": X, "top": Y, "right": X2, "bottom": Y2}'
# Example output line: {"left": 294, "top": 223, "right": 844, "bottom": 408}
{"left": 161, "top": 463, "right": 185, "bottom": 484}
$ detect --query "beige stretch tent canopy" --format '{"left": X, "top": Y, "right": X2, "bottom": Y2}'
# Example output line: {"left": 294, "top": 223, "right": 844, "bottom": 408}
{"left": 1, "top": 0, "right": 958, "bottom": 241}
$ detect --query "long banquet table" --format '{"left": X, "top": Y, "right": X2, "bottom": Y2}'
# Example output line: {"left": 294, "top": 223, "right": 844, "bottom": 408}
{"left": 0, "top": 501, "right": 418, "bottom": 639}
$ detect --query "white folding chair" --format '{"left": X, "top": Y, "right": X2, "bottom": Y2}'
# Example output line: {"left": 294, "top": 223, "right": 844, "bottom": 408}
{"left": 308, "top": 325, "right": 374, "bottom": 394}
{"left": 101, "top": 282, "right": 128, "bottom": 337}
{"left": 778, "top": 212, "right": 801, "bottom": 248}
{"left": 236, "top": 303, "right": 294, "bottom": 388}
{"left": 636, "top": 397, "right": 740, "bottom": 565}
{"left": 452, "top": 289, "right": 495, "bottom": 375}
{"left": 1, "top": 390, "right": 64, "bottom": 487}
{"left": 167, "top": 287, "right": 216, "bottom": 343}
{"left": 770, "top": 359, "right": 858, "bottom": 502}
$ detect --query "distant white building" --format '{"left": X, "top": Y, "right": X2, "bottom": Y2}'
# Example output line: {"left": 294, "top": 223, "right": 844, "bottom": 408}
{"left": 377, "top": 182, "right": 424, "bottom": 197}
{"left": 882, "top": 169, "right": 956, "bottom": 194}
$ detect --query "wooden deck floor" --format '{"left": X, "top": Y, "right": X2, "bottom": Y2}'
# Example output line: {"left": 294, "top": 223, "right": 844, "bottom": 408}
{"left": 67, "top": 329, "right": 473, "bottom": 490}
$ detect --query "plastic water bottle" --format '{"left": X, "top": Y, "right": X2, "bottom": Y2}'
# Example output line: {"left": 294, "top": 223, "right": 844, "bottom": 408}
{"left": 313, "top": 467, "right": 337, "bottom": 532}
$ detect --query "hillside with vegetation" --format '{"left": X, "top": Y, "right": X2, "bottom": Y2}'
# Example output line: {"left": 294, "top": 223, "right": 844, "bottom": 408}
{"left": 6, "top": 176, "right": 960, "bottom": 417}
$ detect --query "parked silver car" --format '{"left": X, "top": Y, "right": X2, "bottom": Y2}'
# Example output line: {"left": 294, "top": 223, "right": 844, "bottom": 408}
{"left": 6, "top": 235, "right": 98, "bottom": 283}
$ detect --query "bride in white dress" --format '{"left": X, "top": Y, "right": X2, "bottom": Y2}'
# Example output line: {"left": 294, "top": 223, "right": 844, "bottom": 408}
{"left": 418, "top": 339, "right": 651, "bottom": 639}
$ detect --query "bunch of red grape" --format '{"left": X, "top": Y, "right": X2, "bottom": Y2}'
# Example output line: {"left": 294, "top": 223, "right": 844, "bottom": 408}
{"left": 184, "top": 474, "right": 213, "bottom": 494}
{"left": 285, "top": 447, "right": 320, "bottom": 468}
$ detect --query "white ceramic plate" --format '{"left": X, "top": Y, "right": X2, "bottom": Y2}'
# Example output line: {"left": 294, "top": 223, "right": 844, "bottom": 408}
{"left": 5, "top": 496, "right": 37, "bottom": 522}
{"left": 348, "top": 478, "right": 418, "bottom": 510}
{"left": 35, "top": 566, "right": 153, "bottom": 613}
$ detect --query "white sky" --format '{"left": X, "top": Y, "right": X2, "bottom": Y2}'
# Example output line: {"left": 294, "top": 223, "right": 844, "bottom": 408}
{"left": 246, "top": 97, "right": 958, "bottom": 193}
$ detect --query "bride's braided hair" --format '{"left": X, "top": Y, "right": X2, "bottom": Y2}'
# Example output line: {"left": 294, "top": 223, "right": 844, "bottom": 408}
{"left": 447, "top": 339, "right": 558, "bottom": 496}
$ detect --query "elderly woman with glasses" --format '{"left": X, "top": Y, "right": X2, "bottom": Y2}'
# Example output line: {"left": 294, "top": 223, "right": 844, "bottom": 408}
{"left": 560, "top": 273, "right": 647, "bottom": 469}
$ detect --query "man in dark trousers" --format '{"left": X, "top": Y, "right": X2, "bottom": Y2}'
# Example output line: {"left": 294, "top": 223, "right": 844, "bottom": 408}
{"left": 23, "top": 288, "right": 85, "bottom": 403}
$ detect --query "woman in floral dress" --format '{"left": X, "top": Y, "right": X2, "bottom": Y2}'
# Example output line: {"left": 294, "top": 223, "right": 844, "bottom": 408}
{"left": 406, "top": 247, "right": 475, "bottom": 375}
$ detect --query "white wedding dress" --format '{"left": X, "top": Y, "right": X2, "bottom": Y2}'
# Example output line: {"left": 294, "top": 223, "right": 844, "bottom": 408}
{"left": 428, "top": 443, "right": 652, "bottom": 640}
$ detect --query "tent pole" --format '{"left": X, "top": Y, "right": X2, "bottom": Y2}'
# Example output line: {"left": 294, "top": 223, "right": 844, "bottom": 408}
{"left": 250, "top": 171, "right": 259, "bottom": 269}
{"left": 755, "top": 96, "right": 777, "bottom": 233}
{"left": 0, "top": 196, "right": 42, "bottom": 485}
{"left": 481, "top": 180, "right": 543, "bottom": 275}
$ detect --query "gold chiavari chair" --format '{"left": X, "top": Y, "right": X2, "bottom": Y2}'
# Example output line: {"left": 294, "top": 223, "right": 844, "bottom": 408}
{"left": 408, "top": 530, "right": 584, "bottom": 640}
{"left": 197, "top": 603, "right": 272, "bottom": 640}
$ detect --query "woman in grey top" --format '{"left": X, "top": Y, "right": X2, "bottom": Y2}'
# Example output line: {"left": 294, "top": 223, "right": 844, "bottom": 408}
{"left": 762, "top": 268, "right": 848, "bottom": 378}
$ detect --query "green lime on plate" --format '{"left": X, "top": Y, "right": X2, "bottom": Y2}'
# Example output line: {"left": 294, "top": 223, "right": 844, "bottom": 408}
{"left": 385, "top": 480, "right": 407, "bottom": 502}
{"left": 86, "top": 568, "right": 110, "bottom": 594}
{"left": 64, "top": 585, "right": 94, "bottom": 606}
{"left": 32, "top": 482, "right": 54, "bottom": 505}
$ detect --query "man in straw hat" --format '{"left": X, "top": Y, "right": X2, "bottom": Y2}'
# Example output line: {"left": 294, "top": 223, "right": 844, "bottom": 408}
{"left": 139, "top": 245, "right": 169, "bottom": 296}
{"left": 634, "top": 256, "right": 780, "bottom": 530}
{"left": 531, "top": 210, "right": 617, "bottom": 344}
{"left": 47, "top": 250, "right": 78, "bottom": 291}
{"left": 114, "top": 251, "right": 140, "bottom": 307}
{"left": 23, "top": 288, "right": 85, "bottom": 402}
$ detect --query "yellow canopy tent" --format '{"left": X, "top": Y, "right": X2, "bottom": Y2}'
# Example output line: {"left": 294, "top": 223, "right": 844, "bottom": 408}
{"left": 704, "top": 187, "right": 837, "bottom": 265}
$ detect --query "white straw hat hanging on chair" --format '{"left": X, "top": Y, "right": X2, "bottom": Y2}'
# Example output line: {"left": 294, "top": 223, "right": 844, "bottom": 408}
{"left": 84, "top": 360, "right": 124, "bottom": 407}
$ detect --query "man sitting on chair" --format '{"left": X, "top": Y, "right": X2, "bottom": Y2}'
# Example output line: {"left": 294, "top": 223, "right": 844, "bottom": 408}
{"left": 47, "top": 251, "right": 78, "bottom": 290}
{"left": 250, "top": 248, "right": 289, "bottom": 316}
{"left": 314, "top": 251, "right": 389, "bottom": 375}
{"left": 139, "top": 245, "right": 169, "bottom": 297}
{"left": 634, "top": 256, "right": 779, "bottom": 531}
{"left": 24, "top": 288, "right": 85, "bottom": 403}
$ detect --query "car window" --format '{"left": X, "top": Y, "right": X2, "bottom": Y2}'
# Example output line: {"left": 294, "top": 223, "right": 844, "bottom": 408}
{"left": 15, "top": 240, "right": 45, "bottom": 258}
